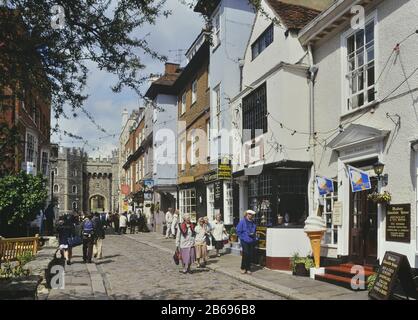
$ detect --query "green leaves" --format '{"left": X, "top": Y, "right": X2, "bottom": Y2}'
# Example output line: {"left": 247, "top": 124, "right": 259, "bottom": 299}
{"left": 0, "top": 172, "right": 47, "bottom": 229}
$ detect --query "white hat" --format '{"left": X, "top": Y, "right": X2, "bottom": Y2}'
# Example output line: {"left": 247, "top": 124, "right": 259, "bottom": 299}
{"left": 246, "top": 210, "right": 256, "bottom": 215}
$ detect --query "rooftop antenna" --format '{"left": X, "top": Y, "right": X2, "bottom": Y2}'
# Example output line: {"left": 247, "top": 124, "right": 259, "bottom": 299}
{"left": 168, "top": 49, "right": 186, "bottom": 65}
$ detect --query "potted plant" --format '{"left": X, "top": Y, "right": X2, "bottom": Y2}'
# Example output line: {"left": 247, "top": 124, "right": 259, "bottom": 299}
{"left": 229, "top": 227, "right": 238, "bottom": 243}
{"left": 368, "top": 191, "right": 392, "bottom": 204}
{"left": 290, "top": 253, "right": 314, "bottom": 277}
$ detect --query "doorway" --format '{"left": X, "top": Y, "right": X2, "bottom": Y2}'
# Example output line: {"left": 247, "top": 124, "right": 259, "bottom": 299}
{"left": 349, "top": 178, "right": 378, "bottom": 265}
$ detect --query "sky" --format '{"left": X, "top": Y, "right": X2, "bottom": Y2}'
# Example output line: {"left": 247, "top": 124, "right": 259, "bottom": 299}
{"left": 51, "top": 0, "right": 204, "bottom": 159}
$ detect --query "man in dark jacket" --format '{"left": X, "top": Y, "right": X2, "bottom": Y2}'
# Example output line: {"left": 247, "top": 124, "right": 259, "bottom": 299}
{"left": 236, "top": 210, "right": 257, "bottom": 275}
{"left": 92, "top": 212, "right": 105, "bottom": 259}
{"left": 81, "top": 213, "right": 95, "bottom": 263}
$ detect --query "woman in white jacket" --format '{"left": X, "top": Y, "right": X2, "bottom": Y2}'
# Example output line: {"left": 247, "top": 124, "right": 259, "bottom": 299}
{"left": 211, "top": 213, "right": 228, "bottom": 257}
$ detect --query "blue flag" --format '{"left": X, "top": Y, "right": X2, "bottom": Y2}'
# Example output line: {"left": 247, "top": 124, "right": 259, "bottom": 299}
{"left": 316, "top": 176, "right": 334, "bottom": 196}
{"left": 348, "top": 165, "right": 372, "bottom": 192}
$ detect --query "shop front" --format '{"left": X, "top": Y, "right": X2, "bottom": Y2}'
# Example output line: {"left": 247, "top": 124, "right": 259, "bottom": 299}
{"left": 204, "top": 160, "right": 233, "bottom": 225}
{"left": 234, "top": 161, "right": 313, "bottom": 270}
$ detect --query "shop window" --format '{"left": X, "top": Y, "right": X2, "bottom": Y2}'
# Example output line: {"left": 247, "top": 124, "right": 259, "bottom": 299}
{"left": 224, "top": 182, "right": 233, "bottom": 225}
{"left": 322, "top": 182, "right": 339, "bottom": 246}
{"left": 242, "top": 83, "right": 267, "bottom": 141}
{"left": 179, "top": 189, "right": 196, "bottom": 220}
{"left": 248, "top": 174, "right": 272, "bottom": 226}
{"left": 207, "top": 185, "right": 215, "bottom": 221}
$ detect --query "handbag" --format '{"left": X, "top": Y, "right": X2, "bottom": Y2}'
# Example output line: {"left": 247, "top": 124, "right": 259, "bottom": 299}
{"left": 173, "top": 248, "right": 181, "bottom": 265}
{"left": 68, "top": 235, "right": 82, "bottom": 248}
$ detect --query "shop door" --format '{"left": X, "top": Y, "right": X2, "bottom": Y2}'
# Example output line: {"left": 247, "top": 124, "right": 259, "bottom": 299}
{"left": 349, "top": 179, "right": 378, "bottom": 265}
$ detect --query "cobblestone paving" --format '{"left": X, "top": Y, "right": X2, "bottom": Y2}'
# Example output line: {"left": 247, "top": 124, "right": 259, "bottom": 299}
{"left": 98, "top": 234, "right": 283, "bottom": 300}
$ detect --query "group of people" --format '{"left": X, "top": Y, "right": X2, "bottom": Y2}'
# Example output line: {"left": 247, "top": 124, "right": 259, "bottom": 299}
{"left": 168, "top": 208, "right": 258, "bottom": 275}
{"left": 56, "top": 212, "right": 106, "bottom": 265}
{"left": 162, "top": 209, "right": 229, "bottom": 274}
{"left": 103, "top": 211, "right": 148, "bottom": 235}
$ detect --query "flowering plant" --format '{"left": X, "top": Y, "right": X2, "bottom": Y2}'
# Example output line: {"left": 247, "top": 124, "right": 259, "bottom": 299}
{"left": 367, "top": 191, "right": 392, "bottom": 204}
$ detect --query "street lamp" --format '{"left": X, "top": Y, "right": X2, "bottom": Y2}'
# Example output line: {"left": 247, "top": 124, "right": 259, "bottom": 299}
{"left": 373, "top": 161, "right": 385, "bottom": 179}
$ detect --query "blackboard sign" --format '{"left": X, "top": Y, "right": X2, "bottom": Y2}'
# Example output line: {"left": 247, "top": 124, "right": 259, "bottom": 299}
{"left": 369, "top": 251, "right": 417, "bottom": 300}
{"left": 214, "top": 180, "right": 223, "bottom": 209}
{"left": 386, "top": 204, "right": 411, "bottom": 243}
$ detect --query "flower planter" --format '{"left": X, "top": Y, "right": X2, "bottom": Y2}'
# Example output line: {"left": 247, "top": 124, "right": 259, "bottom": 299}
{"left": 293, "top": 263, "right": 309, "bottom": 277}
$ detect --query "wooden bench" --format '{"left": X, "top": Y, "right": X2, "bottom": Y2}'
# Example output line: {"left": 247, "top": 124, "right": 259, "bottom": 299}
{"left": 0, "top": 234, "right": 40, "bottom": 263}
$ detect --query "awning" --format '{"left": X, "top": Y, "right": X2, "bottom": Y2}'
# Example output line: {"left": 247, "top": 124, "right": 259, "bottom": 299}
{"left": 233, "top": 160, "right": 313, "bottom": 178}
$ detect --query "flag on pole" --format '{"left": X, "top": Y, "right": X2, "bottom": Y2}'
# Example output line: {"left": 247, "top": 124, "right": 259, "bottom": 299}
{"left": 316, "top": 176, "right": 334, "bottom": 196}
{"left": 347, "top": 165, "right": 372, "bottom": 192}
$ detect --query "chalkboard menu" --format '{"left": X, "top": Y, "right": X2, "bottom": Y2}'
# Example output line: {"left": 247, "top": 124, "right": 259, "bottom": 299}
{"left": 386, "top": 204, "right": 411, "bottom": 243}
{"left": 369, "top": 251, "right": 416, "bottom": 300}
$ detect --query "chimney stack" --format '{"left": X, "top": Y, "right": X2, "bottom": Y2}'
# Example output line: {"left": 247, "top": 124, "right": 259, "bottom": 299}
{"left": 165, "top": 62, "right": 180, "bottom": 75}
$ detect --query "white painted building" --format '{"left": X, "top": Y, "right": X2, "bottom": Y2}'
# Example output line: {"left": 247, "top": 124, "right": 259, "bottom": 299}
{"left": 145, "top": 63, "right": 181, "bottom": 213}
{"left": 229, "top": 0, "right": 325, "bottom": 270}
{"left": 299, "top": 0, "right": 418, "bottom": 268}
{"left": 194, "top": 0, "right": 256, "bottom": 225}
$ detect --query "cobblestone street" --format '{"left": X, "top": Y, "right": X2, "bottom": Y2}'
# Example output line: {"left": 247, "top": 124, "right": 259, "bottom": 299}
{"left": 47, "top": 232, "right": 284, "bottom": 300}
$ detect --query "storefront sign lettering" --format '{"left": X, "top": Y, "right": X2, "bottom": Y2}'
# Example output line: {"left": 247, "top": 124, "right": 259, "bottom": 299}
{"left": 386, "top": 204, "right": 411, "bottom": 243}
{"left": 332, "top": 201, "right": 343, "bottom": 226}
{"left": 369, "top": 251, "right": 417, "bottom": 300}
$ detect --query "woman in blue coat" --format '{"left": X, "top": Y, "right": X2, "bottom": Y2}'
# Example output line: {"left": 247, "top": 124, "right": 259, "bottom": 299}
{"left": 236, "top": 210, "right": 257, "bottom": 274}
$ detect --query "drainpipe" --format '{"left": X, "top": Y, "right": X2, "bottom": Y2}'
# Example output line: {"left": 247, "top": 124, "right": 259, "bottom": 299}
{"left": 307, "top": 44, "right": 318, "bottom": 216}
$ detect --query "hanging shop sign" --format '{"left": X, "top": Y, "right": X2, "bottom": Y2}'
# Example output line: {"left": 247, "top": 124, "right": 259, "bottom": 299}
{"left": 332, "top": 201, "right": 343, "bottom": 226}
{"left": 347, "top": 165, "right": 371, "bottom": 192}
{"left": 121, "top": 184, "right": 130, "bottom": 195}
{"left": 386, "top": 204, "right": 411, "bottom": 243}
{"left": 369, "top": 251, "right": 417, "bottom": 300}
{"left": 218, "top": 158, "right": 232, "bottom": 179}
{"left": 143, "top": 179, "right": 154, "bottom": 193}
{"left": 316, "top": 176, "right": 334, "bottom": 196}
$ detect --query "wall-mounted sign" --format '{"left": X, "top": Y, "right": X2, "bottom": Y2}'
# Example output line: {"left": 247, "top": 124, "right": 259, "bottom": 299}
{"left": 386, "top": 204, "right": 411, "bottom": 243}
{"left": 204, "top": 171, "right": 218, "bottom": 183}
{"left": 332, "top": 201, "right": 343, "bottom": 226}
{"left": 214, "top": 180, "right": 223, "bottom": 209}
{"left": 347, "top": 165, "right": 371, "bottom": 192}
{"left": 316, "top": 176, "right": 334, "bottom": 196}
{"left": 218, "top": 158, "right": 232, "bottom": 179}
{"left": 369, "top": 251, "right": 417, "bottom": 300}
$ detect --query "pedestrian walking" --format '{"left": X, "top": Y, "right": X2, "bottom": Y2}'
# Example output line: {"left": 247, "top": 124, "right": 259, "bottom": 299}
{"left": 81, "top": 213, "right": 95, "bottom": 263}
{"left": 175, "top": 214, "right": 196, "bottom": 274}
{"left": 129, "top": 212, "right": 138, "bottom": 234}
{"left": 171, "top": 209, "right": 179, "bottom": 238}
{"left": 236, "top": 210, "right": 257, "bottom": 275}
{"left": 92, "top": 212, "right": 105, "bottom": 259}
{"left": 113, "top": 213, "right": 120, "bottom": 234}
{"left": 211, "top": 213, "right": 228, "bottom": 257}
{"left": 165, "top": 208, "right": 174, "bottom": 239}
{"left": 194, "top": 217, "right": 209, "bottom": 268}
{"left": 119, "top": 212, "right": 128, "bottom": 234}
{"left": 56, "top": 214, "right": 75, "bottom": 265}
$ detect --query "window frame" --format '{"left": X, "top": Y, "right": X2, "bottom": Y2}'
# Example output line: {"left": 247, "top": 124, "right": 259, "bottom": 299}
{"left": 25, "top": 130, "right": 38, "bottom": 164}
{"left": 251, "top": 24, "right": 274, "bottom": 61}
{"left": 192, "top": 80, "right": 198, "bottom": 105}
{"left": 242, "top": 82, "right": 268, "bottom": 142}
{"left": 181, "top": 92, "right": 186, "bottom": 115}
{"left": 72, "top": 185, "right": 77, "bottom": 194}
{"left": 179, "top": 189, "right": 197, "bottom": 221}
{"left": 341, "top": 12, "right": 378, "bottom": 115}
{"left": 322, "top": 185, "right": 339, "bottom": 247}
{"left": 212, "top": 10, "right": 221, "bottom": 48}
{"left": 180, "top": 138, "right": 186, "bottom": 171}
